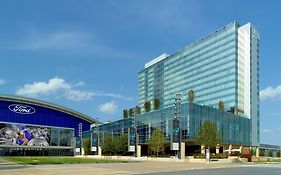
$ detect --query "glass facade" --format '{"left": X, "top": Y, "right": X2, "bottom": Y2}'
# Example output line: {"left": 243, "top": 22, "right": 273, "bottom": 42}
{"left": 138, "top": 22, "right": 259, "bottom": 146}
{"left": 138, "top": 22, "right": 238, "bottom": 111}
{"left": 89, "top": 119, "right": 133, "bottom": 145}
{"left": 88, "top": 22, "right": 258, "bottom": 150}
{"left": 91, "top": 103, "right": 250, "bottom": 146}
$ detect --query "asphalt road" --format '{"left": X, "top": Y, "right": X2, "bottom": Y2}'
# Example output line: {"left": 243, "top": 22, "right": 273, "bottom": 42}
{"left": 140, "top": 164, "right": 281, "bottom": 175}
{"left": 1, "top": 158, "right": 281, "bottom": 175}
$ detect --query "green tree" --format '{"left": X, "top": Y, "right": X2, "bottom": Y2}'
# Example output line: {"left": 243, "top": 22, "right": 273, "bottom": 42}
{"left": 196, "top": 120, "right": 221, "bottom": 149}
{"left": 135, "top": 106, "right": 141, "bottom": 115}
{"left": 83, "top": 139, "right": 91, "bottom": 155}
{"left": 144, "top": 100, "right": 151, "bottom": 113}
{"left": 101, "top": 134, "right": 114, "bottom": 155}
{"left": 149, "top": 129, "right": 166, "bottom": 156}
{"left": 188, "top": 89, "right": 195, "bottom": 103}
{"left": 154, "top": 98, "right": 160, "bottom": 110}
{"left": 277, "top": 151, "right": 280, "bottom": 157}
{"left": 218, "top": 100, "right": 225, "bottom": 110}
{"left": 129, "top": 108, "right": 134, "bottom": 117}
{"left": 250, "top": 148, "right": 256, "bottom": 156}
{"left": 114, "top": 134, "right": 128, "bottom": 155}
{"left": 268, "top": 150, "right": 273, "bottom": 157}
{"left": 101, "top": 134, "right": 129, "bottom": 156}
{"left": 123, "top": 109, "right": 128, "bottom": 119}
{"left": 259, "top": 150, "right": 265, "bottom": 156}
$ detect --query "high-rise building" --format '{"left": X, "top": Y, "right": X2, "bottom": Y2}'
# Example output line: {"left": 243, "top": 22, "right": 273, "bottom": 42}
{"left": 138, "top": 22, "right": 260, "bottom": 146}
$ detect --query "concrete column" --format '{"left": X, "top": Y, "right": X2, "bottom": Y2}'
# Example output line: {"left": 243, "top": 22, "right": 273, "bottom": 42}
{"left": 239, "top": 145, "right": 243, "bottom": 153}
{"left": 229, "top": 144, "right": 232, "bottom": 155}
{"left": 201, "top": 145, "right": 205, "bottom": 154}
{"left": 256, "top": 147, "right": 260, "bottom": 157}
{"left": 137, "top": 145, "right": 141, "bottom": 157}
{"left": 98, "top": 146, "right": 102, "bottom": 156}
{"left": 216, "top": 145, "right": 220, "bottom": 154}
{"left": 206, "top": 148, "right": 210, "bottom": 163}
{"left": 180, "top": 142, "right": 185, "bottom": 159}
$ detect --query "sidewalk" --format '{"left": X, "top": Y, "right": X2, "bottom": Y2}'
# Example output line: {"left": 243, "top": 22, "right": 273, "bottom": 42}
{"left": 0, "top": 160, "right": 244, "bottom": 175}
{"left": 77, "top": 155, "right": 247, "bottom": 164}
{"left": 0, "top": 158, "right": 27, "bottom": 170}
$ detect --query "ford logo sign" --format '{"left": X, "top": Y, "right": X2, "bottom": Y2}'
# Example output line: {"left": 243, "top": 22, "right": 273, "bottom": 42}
{"left": 8, "top": 104, "right": 36, "bottom": 114}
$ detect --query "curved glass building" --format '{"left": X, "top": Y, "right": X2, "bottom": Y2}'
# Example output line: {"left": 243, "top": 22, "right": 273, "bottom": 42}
{"left": 0, "top": 95, "right": 96, "bottom": 156}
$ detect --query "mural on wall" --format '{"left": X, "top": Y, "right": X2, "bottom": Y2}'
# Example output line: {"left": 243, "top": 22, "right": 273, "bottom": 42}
{"left": 0, "top": 123, "right": 50, "bottom": 146}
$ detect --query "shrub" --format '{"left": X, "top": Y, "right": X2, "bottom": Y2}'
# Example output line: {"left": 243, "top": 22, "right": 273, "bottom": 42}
{"left": 230, "top": 151, "right": 241, "bottom": 157}
{"left": 241, "top": 154, "right": 252, "bottom": 162}
{"left": 211, "top": 153, "right": 227, "bottom": 159}
{"left": 194, "top": 153, "right": 205, "bottom": 159}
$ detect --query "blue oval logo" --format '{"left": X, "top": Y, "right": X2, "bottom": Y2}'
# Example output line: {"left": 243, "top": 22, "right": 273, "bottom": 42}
{"left": 8, "top": 104, "right": 36, "bottom": 115}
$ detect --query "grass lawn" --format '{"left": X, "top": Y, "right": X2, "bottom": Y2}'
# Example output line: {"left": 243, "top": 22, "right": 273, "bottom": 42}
{"left": 253, "top": 158, "right": 281, "bottom": 163}
{"left": 270, "top": 159, "right": 281, "bottom": 162}
{"left": 3, "top": 156, "right": 129, "bottom": 165}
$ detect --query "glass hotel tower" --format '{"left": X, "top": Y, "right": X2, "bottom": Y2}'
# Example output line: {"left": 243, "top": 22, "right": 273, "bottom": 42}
{"left": 138, "top": 22, "right": 260, "bottom": 146}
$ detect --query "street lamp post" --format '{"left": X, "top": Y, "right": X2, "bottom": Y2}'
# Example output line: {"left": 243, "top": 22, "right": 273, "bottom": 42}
{"left": 96, "top": 118, "right": 100, "bottom": 148}
{"left": 133, "top": 107, "right": 139, "bottom": 157}
{"left": 78, "top": 123, "right": 83, "bottom": 155}
{"left": 174, "top": 93, "right": 181, "bottom": 158}
{"left": 95, "top": 118, "right": 101, "bottom": 156}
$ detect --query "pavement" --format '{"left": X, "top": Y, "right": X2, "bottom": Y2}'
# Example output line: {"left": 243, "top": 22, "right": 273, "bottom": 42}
{"left": 0, "top": 158, "right": 27, "bottom": 170}
{"left": 140, "top": 164, "right": 281, "bottom": 175}
{"left": 0, "top": 158, "right": 281, "bottom": 175}
{"left": 0, "top": 160, "right": 249, "bottom": 175}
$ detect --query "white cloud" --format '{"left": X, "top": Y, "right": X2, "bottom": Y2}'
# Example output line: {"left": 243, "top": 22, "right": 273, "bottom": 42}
{"left": 65, "top": 89, "right": 94, "bottom": 101}
{"left": 0, "top": 79, "right": 6, "bottom": 86}
{"left": 99, "top": 101, "right": 118, "bottom": 114}
{"left": 261, "top": 129, "right": 272, "bottom": 133}
{"left": 74, "top": 81, "right": 86, "bottom": 87}
{"left": 15, "top": 77, "right": 132, "bottom": 102}
{"left": 16, "top": 77, "right": 71, "bottom": 97}
{"left": 93, "top": 92, "right": 133, "bottom": 101}
{"left": 15, "top": 77, "right": 93, "bottom": 101}
{"left": 260, "top": 86, "right": 281, "bottom": 101}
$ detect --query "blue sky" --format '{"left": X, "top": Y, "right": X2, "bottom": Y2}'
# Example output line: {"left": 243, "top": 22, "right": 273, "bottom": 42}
{"left": 0, "top": 0, "right": 281, "bottom": 145}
